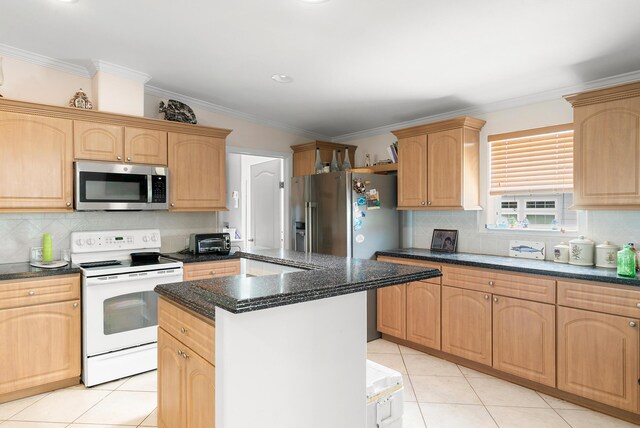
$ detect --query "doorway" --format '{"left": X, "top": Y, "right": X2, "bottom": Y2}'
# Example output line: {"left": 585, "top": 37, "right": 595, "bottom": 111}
{"left": 222, "top": 153, "right": 285, "bottom": 251}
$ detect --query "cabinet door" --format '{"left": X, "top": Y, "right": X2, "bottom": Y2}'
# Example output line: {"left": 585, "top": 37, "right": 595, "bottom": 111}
{"left": 73, "top": 120, "right": 123, "bottom": 162}
{"left": 406, "top": 281, "right": 440, "bottom": 349}
{"left": 0, "top": 112, "right": 73, "bottom": 210}
{"left": 493, "top": 296, "right": 555, "bottom": 386}
{"left": 168, "top": 133, "right": 226, "bottom": 210}
{"left": 427, "top": 128, "right": 463, "bottom": 208}
{"left": 125, "top": 127, "right": 168, "bottom": 165}
{"left": 377, "top": 285, "right": 406, "bottom": 339}
{"left": 293, "top": 150, "right": 316, "bottom": 177}
{"left": 158, "top": 328, "right": 186, "bottom": 428}
{"left": 185, "top": 347, "right": 215, "bottom": 428}
{"left": 0, "top": 300, "right": 80, "bottom": 396}
{"left": 557, "top": 306, "right": 639, "bottom": 412}
{"left": 397, "top": 135, "right": 427, "bottom": 208}
{"left": 573, "top": 98, "right": 640, "bottom": 207}
{"left": 441, "top": 286, "right": 492, "bottom": 365}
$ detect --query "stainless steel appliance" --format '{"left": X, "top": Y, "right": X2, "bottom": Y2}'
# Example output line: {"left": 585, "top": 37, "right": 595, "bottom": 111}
{"left": 189, "top": 233, "right": 231, "bottom": 255}
{"left": 290, "top": 171, "right": 400, "bottom": 341}
{"left": 75, "top": 161, "right": 168, "bottom": 211}
{"left": 71, "top": 229, "right": 183, "bottom": 386}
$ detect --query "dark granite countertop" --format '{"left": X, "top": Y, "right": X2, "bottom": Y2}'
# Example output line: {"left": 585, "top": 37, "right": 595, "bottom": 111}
{"left": 376, "top": 248, "right": 640, "bottom": 287}
{"left": 155, "top": 248, "right": 441, "bottom": 319}
{"left": 0, "top": 262, "right": 81, "bottom": 281}
{"left": 161, "top": 251, "right": 241, "bottom": 264}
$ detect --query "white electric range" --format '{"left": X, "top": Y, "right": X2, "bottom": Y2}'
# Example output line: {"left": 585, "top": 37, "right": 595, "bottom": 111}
{"left": 71, "top": 229, "right": 183, "bottom": 387}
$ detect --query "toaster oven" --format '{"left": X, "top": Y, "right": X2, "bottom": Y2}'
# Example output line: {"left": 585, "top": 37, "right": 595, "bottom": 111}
{"left": 189, "top": 233, "right": 231, "bottom": 255}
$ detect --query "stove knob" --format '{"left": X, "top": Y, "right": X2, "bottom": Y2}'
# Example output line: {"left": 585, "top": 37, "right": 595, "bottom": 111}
{"left": 75, "top": 239, "right": 83, "bottom": 246}
{"left": 151, "top": 234, "right": 158, "bottom": 242}
{"left": 142, "top": 236, "right": 149, "bottom": 243}
{"left": 86, "top": 238, "right": 95, "bottom": 246}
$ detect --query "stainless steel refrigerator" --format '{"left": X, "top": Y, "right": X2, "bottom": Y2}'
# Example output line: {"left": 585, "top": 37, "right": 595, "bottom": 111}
{"left": 290, "top": 171, "right": 400, "bottom": 341}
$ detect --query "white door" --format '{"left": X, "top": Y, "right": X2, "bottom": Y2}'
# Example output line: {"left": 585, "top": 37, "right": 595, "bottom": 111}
{"left": 249, "top": 159, "right": 283, "bottom": 250}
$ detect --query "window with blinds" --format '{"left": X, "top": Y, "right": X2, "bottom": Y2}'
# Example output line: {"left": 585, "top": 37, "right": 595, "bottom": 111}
{"left": 489, "top": 124, "right": 574, "bottom": 195}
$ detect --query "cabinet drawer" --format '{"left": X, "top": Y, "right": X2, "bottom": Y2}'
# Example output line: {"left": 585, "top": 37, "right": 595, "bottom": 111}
{"left": 0, "top": 275, "right": 80, "bottom": 310}
{"left": 377, "top": 256, "right": 441, "bottom": 285}
{"left": 158, "top": 297, "right": 215, "bottom": 364}
{"left": 442, "top": 265, "right": 555, "bottom": 304}
{"left": 558, "top": 280, "right": 640, "bottom": 318}
{"left": 183, "top": 260, "right": 240, "bottom": 281}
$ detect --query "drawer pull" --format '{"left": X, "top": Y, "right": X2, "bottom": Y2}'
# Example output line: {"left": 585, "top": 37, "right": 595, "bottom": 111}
{"left": 493, "top": 297, "right": 499, "bottom": 303}
{"left": 636, "top": 303, "right": 640, "bottom": 309}
{"left": 73, "top": 302, "right": 79, "bottom": 308}
{"left": 630, "top": 321, "right": 637, "bottom": 328}
{"left": 28, "top": 290, "right": 36, "bottom": 296}
{"left": 117, "top": 156, "right": 122, "bottom": 160}
{"left": 488, "top": 281, "right": 494, "bottom": 286}
{"left": 484, "top": 294, "right": 489, "bottom": 300}
{"left": 179, "top": 350, "right": 189, "bottom": 359}
{"left": 210, "top": 271, "right": 216, "bottom": 275}
{"left": 180, "top": 327, "right": 188, "bottom": 334}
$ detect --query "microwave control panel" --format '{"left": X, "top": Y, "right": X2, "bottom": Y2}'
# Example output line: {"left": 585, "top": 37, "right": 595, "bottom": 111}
{"left": 151, "top": 175, "right": 167, "bottom": 203}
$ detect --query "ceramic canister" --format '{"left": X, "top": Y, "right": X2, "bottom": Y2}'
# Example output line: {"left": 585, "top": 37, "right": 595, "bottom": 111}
{"left": 569, "top": 236, "right": 595, "bottom": 266}
{"left": 595, "top": 241, "right": 619, "bottom": 268}
{"left": 553, "top": 242, "right": 570, "bottom": 263}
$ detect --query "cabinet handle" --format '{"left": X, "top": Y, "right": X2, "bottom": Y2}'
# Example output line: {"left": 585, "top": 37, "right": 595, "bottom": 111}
{"left": 488, "top": 280, "right": 494, "bottom": 286}
{"left": 180, "top": 327, "right": 188, "bottom": 334}
{"left": 493, "top": 297, "right": 499, "bottom": 303}
{"left": 427, "top": 201, "right": 432, "bottom": 206}
{"left": 421, "top": 201, "right": 426, "bottom": 206}
{"left": 636, "top": 303, "right": 640, "bottom": 309}
{"left": 630, "top": 321, "right": 637, "bottom": 328}
{"left": 170, "top": 203, "right": 175, "bottom": 207}
{"left": 180, "top": 350, "right": 189, "bottom": 359}
{"left": 117, "top": 156, "right": 122, "bottom": 160}
{"left": 210, "top": 271, "right": 217, "bottom": 275}
{"left": 127, "top": 157, "right": 132, "bottom": 162}
{"left": 483, "top": 294, "right": 489, "bottom": 300}
{"left": 66, "top": 202, "right": 72, "bottom": 207}
{"left": 28, "top": 290, "right": 35, "bottom": 296}
{"left": 73, "top": 302, "right": 78, "bottom": 308}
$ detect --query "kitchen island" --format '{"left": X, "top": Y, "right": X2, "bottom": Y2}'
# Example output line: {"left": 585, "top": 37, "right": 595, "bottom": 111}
{"left": 155, "top": 249, "right": 440, "bottom": 428}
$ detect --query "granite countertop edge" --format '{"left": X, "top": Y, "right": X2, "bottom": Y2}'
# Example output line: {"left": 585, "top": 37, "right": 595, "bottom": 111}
{"left": 376, "top": 249, "right": 640, "bottom": 287}
{"left": 0, "top": 264, "right": 82, "bottom": 281}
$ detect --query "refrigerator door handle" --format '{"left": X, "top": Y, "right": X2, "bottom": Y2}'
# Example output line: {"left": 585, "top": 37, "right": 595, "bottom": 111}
{"left": 305, "top": 202, "right": 317, "bottom": 253}
{"left": 304, "top": 202, "right": 310, "bottom": 253}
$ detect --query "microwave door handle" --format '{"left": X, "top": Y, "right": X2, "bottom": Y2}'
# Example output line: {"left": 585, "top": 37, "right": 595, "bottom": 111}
{"left": 147, "top": 176, "right": 152, "bottom": 203}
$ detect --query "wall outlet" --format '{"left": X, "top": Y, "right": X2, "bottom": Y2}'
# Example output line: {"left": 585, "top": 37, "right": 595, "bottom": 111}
{"left": 30, "top": 246, "right": 43, "bottom": 262}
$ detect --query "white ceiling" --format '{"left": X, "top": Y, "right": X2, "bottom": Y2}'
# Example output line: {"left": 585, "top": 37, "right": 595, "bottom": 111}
{"left": 2, "top": 0, "right": 640, "bottom": 138}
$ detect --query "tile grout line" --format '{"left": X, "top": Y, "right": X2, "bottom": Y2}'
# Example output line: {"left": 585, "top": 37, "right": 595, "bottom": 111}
{"left": 535, "top": 391, "right": 576, "bottom": 428}
{"left": 462, "top": 369, "right": 501, "bottom": 428}
{"left": 398, "top": 347, "right": 429, "bottom": 428}
{"left": 2, "top": 390, "right": 53, "bottom": 421}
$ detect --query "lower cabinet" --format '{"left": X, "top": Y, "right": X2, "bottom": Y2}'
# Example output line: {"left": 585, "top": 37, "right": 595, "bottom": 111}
{"left": 492, "top": 295, "right": 555, "bottom": 386}
{"left": 557, "top": 306, "right": 639, "bottom": 413}
{"left": 158, "top": 327, "right": 215, "bottom": 428}
{"left": 406, "top": 281, "right": 441, "bottom": 349}
{"left": 377, "top": 284, "right": 406, "bottom": 339}
{"left": 441, "top": 286, "right": 492, "bottom": 366}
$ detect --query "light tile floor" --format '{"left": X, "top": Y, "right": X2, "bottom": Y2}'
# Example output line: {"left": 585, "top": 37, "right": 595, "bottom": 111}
{"left": 368, "top": 339, "right": 639, "bottom": 428}
{"left": 0, "top": 341, "right": 637, "bottom": 427}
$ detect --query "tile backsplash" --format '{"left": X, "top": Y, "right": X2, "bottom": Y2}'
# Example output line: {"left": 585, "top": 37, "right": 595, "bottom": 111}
{"left": 0, "top": 211, "right": 219, "bottom": 263}
{"left": 412, "top": 210, "right": 640, "bottom": 260}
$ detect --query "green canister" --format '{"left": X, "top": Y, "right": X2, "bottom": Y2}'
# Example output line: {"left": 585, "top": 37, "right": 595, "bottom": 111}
{"left": 42, "top": 234, "right": 53, "bottom": 262}
{"left": 617, "top": 245, "right": 637, "bottom": 278}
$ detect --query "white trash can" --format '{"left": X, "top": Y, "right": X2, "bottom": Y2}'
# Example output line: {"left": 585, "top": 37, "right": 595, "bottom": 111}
{"left": 366, "top": 359, "right": 404, "bottom": 428}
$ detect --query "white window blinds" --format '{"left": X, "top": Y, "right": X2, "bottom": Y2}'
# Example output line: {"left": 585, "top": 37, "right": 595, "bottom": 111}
{"left": 489, "top": 124, "right": 574, "bottom": 196}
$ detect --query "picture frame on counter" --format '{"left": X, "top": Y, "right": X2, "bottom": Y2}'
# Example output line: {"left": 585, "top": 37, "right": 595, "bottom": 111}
{"left": 431, "top": 229, "right": 458, "bottom": 253}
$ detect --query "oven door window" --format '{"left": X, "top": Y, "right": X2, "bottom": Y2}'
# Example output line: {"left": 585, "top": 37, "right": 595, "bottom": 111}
{"left": 103, "top": 291, "right": 158, "bottom": 335}
{"left": 79, "top": 172, "right": 148, "bottom": 203}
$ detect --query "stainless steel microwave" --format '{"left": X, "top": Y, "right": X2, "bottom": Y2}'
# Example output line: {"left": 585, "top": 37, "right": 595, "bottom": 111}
{"left": 74, "top": 161, "right": 169, "bottom": 211}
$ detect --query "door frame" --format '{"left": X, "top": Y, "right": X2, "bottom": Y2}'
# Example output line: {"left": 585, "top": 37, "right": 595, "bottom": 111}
{"left": 225, "top": 146, "right": 292, "bottom": 250}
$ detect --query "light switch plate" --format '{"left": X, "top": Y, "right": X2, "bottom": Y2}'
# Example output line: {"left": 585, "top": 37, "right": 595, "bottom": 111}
{"left": 509, "top": 240, "right": 545, "bottom": 260}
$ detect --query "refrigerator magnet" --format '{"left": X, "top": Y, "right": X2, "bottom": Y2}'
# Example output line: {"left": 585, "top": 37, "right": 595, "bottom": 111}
{"left": 357, "top": 197, "right": 366, "bottom": 206}
{"left": 355, "top": 234, "right": 365, "bottom": 243}
{"left": 366, "top": 189, "right": 381, "bottom": 210}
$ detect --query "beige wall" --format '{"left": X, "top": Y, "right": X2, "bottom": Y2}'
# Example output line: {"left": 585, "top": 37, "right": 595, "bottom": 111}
{"left": 92, "top": 70, "right": 145, "bottom": 116}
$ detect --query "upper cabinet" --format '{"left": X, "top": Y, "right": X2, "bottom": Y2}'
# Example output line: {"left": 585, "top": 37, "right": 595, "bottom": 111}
{"left": 74, "top": 122, "right": 168, "bottom": 165}
{"left": 0, "top": 98, "right": 231, "bottom": 213}
{"left": 565, "top": 81, "right": 640, "bottom": 209}
{"left": 0, "top": 111, "right": 73, "bottom": 211}
{"left": 393, "top": 116, "right": 485, "bottom": 210}
{"left": 291, "top": 141, "right": 358, "bottom": 177}
{"left": 168, "top": 133, "right": 227, "bottom": 211}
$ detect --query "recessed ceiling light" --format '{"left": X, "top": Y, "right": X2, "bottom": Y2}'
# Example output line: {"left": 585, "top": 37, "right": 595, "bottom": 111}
{"left": 301, "top": 0, "right": 330, "bottom": 3}
{"left": 58, "top": 0, "right": 79, "bottom": 3}
{"left": 271, "top": 74, "right": 293, "bottom": 83}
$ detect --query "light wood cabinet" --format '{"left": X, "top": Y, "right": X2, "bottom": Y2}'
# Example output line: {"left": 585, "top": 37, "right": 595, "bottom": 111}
{"left": 0, "top": 111, "right": 73, "bottom": 211}
{"left": 393, "top": 116, "right": 484, "bottom": 210}
{"left": 74, "top": 121, "right": 123, "bottom": 162}
{"left": 158, "top": 300, "right": 215, "bottom": 428}
{"left": 565, "top": 81, "right": 640, "bottom": 209}
{"left": 183, "top": 260, "right": 241, "bottom": 281}
{"left": 0, "top": 275, "right": 80, "bottom": 403}
{"left": 557, "top": 306, "right": 638, "bottom": 412}
{"left": 441, "top": 285, "right": 492, "bottom": 365}
{"left": 291, "top": 141, "right": 358, "bottom": 177}
{"left": 168, "top": 133, "right": 226, "bottom": 211}
{"left": 377, "top": 284, "right": 406, "bottom": 339}
{"left": 125, "top": 127, "right": 168, "bottom": 165}
{"left": 406, "top": 281, "right": 440, "bottom": 349}
{"left": 492, "top": 295, "right": 555, "bottom": 386}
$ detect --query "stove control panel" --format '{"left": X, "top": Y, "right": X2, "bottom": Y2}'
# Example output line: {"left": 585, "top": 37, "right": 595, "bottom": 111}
{"left": 71, "top": 229, "right": 161, "bottom": 253}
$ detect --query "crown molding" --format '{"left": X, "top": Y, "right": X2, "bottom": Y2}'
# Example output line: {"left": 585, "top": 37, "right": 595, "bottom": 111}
{"left": 145, "top": 85, "right": 330, "bottom": 141}
{"left": 332, "top": 68, "right": 640, "bottom": 142}
{"left": 88, "top": 60, "right": 152, "bottom": 83}
{"left": 0, "top": 43, "right": 90, "bottom": 77}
